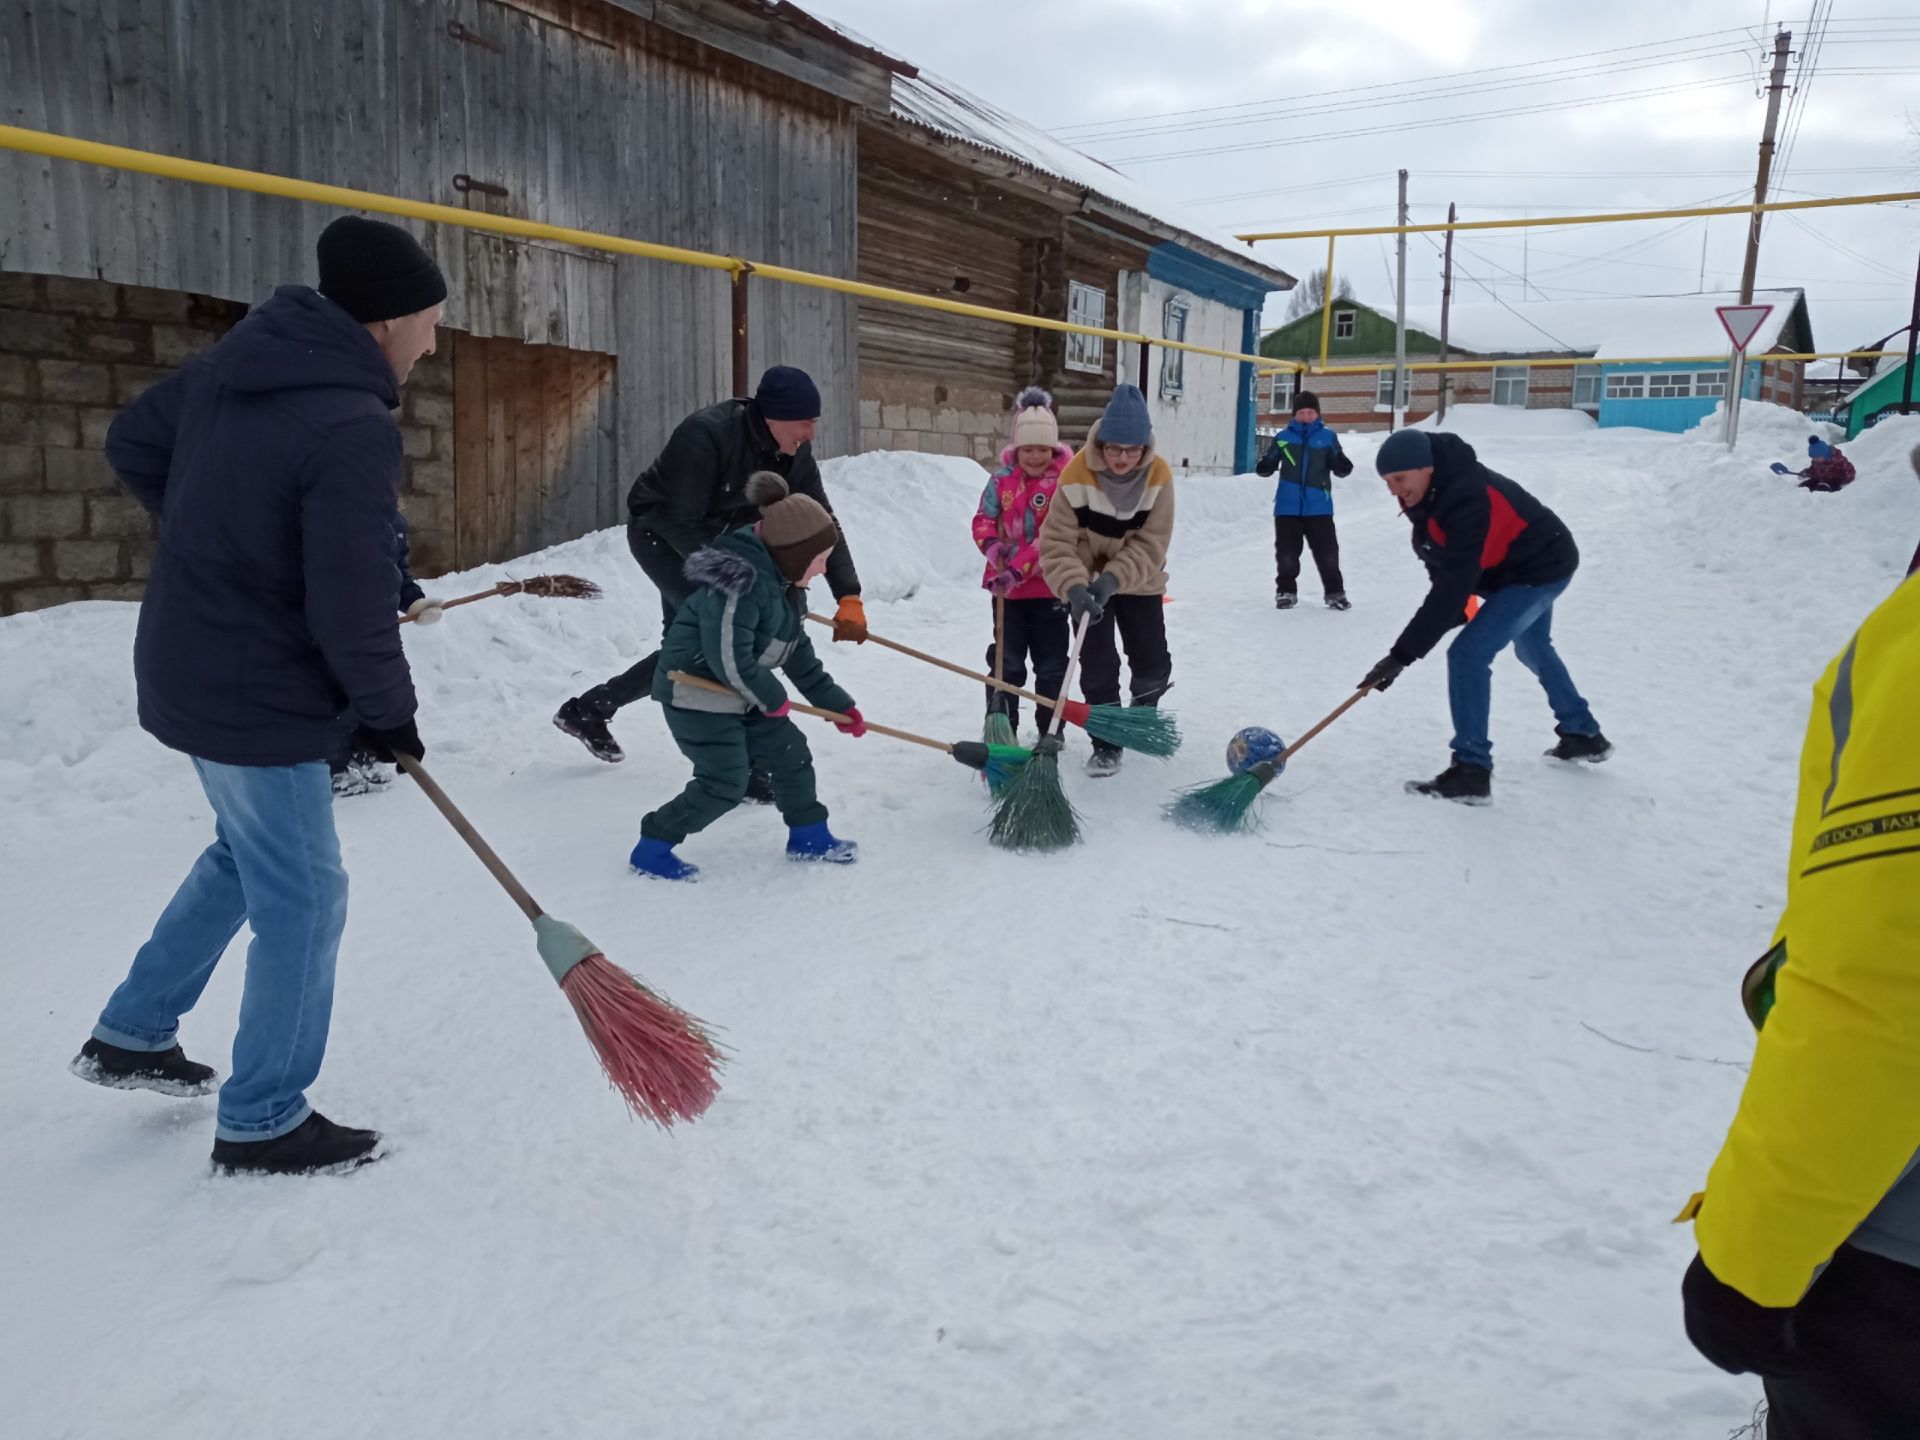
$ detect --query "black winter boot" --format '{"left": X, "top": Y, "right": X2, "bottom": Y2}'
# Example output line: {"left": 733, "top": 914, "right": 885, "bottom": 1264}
{"left": 1545, "top": 728, "right": 1613, "bottom": 763}
{"left": 742, "top": 768, "right": 779, "bottom": 805}
{"left": 70, "top": 1037, "right": 218, "bottom": 1098}
{"left": 1324, "top": 593, "right": 1352, "bottom": 611}
{"left": 212, "top": 1112, "right": 384, "bottom": 1176}
{"left": 1406, "top": 761, "right": 1492, "bottom": 805}
{"left": 1085, "top": 743, "right": 1124, "bottom": 778}
{"left": 1274, "top": 592, "right": 1298, "bottom": 610}
{"left": 553, "top": 696, "right": 624, "bottom": 763}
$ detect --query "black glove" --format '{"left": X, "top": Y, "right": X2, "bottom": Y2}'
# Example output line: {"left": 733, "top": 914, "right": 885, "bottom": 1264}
{"left": 1090, "top": 572, "right": 1121, "bottom": 606}
{"left": 1682, "top": 1252, "right": 1798, "bottom": 1377}
{"left": 1359, "top": 654, "right": 1407, "bottom": 692}
{"left": 1066, "top": 584, "right": 1105, "bottom": 627}
{"left": 354, "top": 718, "right": 425, "bottom": 764}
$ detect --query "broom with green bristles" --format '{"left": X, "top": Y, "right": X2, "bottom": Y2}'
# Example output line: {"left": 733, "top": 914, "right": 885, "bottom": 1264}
{"left": 1163, "top": 686, "right": 1376, "bottom": 834}
{"left": 808, "top": 613, "right": 1181, "bottom": 758}
{"left": 666, "top": 673, "right": 1033, "bottom": 790}
{"left": 989, "top": 613, "right": 1093, "bottom": 853}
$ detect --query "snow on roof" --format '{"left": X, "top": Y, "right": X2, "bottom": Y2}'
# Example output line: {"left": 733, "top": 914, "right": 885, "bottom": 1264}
{"left": 883, "top": 69, "right": 1291, "bottom": 288}
{"left": 1393, "top": 290, "right": 1806, "bottom": 361}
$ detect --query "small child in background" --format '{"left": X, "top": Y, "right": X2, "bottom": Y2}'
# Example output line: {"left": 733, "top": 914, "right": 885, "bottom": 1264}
{"left": 972, "top": 386, "right": 1072, "bottom": 735}
{"left": 630, "top": 472, "right": 864, "bottom": 881}
{"left": 1778, "top": 434, "right": 1857, "bottom": 492}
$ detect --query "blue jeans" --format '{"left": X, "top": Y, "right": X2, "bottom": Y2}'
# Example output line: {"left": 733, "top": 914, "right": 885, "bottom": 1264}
{"left": 1445, "top": 578, "right": 1599, "bottom": 771}
{"left": 93, "top": 758, "right": 347, "bottom": 1141}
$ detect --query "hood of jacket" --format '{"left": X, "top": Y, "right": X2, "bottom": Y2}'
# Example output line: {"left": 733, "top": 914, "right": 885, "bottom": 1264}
{"left": 684, "top": 527, "right": 783, "bottom": 598}
{"left": 208, "top": 286, "right": 401, "bottom": 407}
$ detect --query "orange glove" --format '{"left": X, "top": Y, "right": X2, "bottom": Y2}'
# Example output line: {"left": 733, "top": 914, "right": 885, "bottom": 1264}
{"left": 832, "top": 595, "right": 868, "bottom": 643}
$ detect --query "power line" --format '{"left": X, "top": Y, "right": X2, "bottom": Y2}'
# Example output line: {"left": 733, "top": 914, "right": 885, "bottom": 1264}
{"left": 1071, "top": 42, "right": 1757, "bottom": 146}
{"left": 1114, "top": 75, "right": 1756, "bottom": 165}
{"left": 1050, "top": 16, "right": 1920, "bottom": 138}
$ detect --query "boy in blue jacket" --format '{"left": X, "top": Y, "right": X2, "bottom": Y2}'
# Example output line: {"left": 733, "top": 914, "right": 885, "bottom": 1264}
{"left": 1256, "top": 390, "right": 1353, "bottom": 610}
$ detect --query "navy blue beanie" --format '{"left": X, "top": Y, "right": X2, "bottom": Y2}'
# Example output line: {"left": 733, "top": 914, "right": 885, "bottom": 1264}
{"left": 1098, "top": 384, "right": 1153, "bottom": 447}
{"left": 1374, "top": 428, "right": 1434, "bottom": 475}
{"left": 754, "top": 366, "right": 823, "bottom": 421}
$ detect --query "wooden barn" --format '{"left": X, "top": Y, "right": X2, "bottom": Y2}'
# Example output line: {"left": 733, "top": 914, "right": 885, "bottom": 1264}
{"left": 853, "top": 67, "right": 1292, "bottom": 474}
{"left": 0, "top": 0, "right": 904, "bottom": 614}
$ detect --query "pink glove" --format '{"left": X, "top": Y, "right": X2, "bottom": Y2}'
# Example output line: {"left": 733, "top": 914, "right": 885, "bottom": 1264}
{"left": 766, "top": 700, "right": 792, "bottom": 718}
{"left": 835, "top": 706, "right": 867, "bottom": 738}
{"left": 987, "top": 570, "right": 1019, "bottom": 598}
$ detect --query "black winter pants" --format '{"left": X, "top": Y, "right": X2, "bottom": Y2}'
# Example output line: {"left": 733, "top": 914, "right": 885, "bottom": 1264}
{"left": 579, "top": 523, "right": 695, "bottom": 715}
{"left": 1762, "top": 1246, "right": 1920, "bottom": 1438}
{"left": 985, "top": 597, "right": 1069, "bottom": 729}
{"left": 1274, "top": 515, "right": 1345, "bottom": 598}
{"left": 1078, "top": 594, "right": 1171, "bottom": 754}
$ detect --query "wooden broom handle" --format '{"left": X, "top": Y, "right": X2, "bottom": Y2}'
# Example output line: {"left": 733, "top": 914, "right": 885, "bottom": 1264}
{"left": 393, "top": 752, "right": 544, "bottom": 922}
{"left": 806, "top": 612, "right": 1048, "bottom": 707}
{"left": 664, "top": 672, "right": 953, "bottom": 754}
{"left": 397, "top": 581, "right": 510, "bottom": 624}
{"left": 1279, "top": 688, "right": 1373, "bottom": 763}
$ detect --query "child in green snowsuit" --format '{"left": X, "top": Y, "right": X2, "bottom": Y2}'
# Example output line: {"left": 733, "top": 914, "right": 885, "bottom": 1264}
{"left": 629, "top": 472, "right": 866, "bottom": 881}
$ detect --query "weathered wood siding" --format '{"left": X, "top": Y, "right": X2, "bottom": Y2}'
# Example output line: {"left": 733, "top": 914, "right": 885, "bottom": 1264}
{"left": 2, "top": 0, "right": 863, "bottom": 482}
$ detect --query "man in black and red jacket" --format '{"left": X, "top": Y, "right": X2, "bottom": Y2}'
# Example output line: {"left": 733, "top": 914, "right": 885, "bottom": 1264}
{"left": 1359, "top": 429, "right": 1611, "bottom": 803}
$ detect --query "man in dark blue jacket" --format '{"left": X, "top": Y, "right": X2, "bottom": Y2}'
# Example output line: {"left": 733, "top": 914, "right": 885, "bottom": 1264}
{"left": 1358, "top": 429, "right": 1610, "bottom": 804}
{"left": 1256, "top": 389, "right": 1353, "bottom": 610}
{"left": 68, "top": 216, "right": 445, "bottom": 1176}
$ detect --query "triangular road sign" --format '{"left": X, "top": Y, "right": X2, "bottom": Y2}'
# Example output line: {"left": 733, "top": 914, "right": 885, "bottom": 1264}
{"left": 1716, "top": 303, "right": 1774, "bottom": 352}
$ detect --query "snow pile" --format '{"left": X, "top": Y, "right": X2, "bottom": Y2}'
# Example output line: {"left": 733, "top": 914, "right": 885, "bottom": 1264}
{"left": 1411, "top": 404, "right": 1598, "bottom": 438}
{"left": 7, "top": 425, "right": 1920, "bottom": 1439}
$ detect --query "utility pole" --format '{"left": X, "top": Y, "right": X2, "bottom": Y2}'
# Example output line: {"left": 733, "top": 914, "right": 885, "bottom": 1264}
{"left": 1393, "top": 168, "right": 1409, "bottom": 429}
{"left": 1903, "top": 246, "right": 1919, "bottom": 415}
{"left": 1438, "top": 201, "right": 1456, "bottom": 422}
{"left": 1739, "top": 28, "right": 1792, "bottom": 304}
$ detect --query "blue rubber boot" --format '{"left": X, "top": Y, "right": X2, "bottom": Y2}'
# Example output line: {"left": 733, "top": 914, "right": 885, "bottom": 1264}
{"left": 629, "top": 837, "right": 699, "bottom": 881}
{"left": 785, "top": 822, "right": 857, "bottom": 864}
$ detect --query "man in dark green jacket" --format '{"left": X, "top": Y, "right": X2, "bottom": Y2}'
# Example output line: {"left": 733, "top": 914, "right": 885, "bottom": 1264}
{"left": 630, "top": 473, "right": 865, "bottom": 881}
{"left": 554, "top": 366, "right": 866, "bottom": 765}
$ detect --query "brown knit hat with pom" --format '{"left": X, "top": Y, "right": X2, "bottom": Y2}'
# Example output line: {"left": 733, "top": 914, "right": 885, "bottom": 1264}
{"left": 748, "top": 471, "right": 839, "bottom": 584}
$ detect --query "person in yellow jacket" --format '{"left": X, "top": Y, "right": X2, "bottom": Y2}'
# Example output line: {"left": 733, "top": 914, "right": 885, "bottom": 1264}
{"left": 1680, "top": 569, "right": 1920, "bottom": 1436}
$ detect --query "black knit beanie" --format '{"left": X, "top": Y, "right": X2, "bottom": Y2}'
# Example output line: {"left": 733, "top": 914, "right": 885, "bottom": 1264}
{"left": 317, "top": 216, "right": 449, "bottom": 324}
{"left": 1292, "top": 389, "right": 1323, "bottom": 416}
{"left": 754, "top": 366, "right": 823, "bottom": 422}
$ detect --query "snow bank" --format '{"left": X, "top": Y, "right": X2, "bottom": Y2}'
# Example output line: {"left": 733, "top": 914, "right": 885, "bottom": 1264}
{"left": 1411, "top": 404, "right": 1598, "bottom": 438}
{"left": 12, "top": 422, "right": 1920, "bottom": 1439}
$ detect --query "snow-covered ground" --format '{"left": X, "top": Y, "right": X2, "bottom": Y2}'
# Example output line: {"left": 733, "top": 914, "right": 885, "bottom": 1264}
{"left": 4, "top": 406, "right": 1917, "bottom": 1440}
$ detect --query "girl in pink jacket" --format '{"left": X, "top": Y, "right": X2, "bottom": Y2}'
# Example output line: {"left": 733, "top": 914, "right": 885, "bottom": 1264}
{"left": 972, "top": 387, "right": 1072, "bottom": 735}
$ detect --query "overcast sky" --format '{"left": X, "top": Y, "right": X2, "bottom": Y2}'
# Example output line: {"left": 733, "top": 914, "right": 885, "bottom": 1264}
{"left": 815, "top": 0, "right": 1918, "bottom": 353}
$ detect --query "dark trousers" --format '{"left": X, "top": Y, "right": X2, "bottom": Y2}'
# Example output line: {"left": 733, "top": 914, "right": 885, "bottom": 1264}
{"left": 640, "top": 707, "right": 827, "bottom": 843}
{"left": 1763, "top": 1246, "right": 1920, "bottom": 1439}
{"left": 1274, "top": 514, "right": 1344, "bottom": 597}
{"left": 985, "top": 597, "right": 1070, "bottom": 729}
{"left": 1078, "top": 594, "right": 1172, "bottom": 754}
{"left": 579, "top": 523, "right": 694, "bottom": 715}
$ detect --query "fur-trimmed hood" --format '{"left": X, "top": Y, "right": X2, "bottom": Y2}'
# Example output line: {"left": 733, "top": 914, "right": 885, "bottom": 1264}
{"left": 683, "top": 529, "right": 777, "bottom": 597}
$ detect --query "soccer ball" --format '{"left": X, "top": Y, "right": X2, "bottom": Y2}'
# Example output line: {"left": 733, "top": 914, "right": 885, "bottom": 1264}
{"left": 1225, "top": 726, "right": 1287, "bottom": 776}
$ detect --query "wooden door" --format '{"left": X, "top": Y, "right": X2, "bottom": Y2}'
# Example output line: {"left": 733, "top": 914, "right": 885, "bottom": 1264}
{"left": 452, "top": 334, "right": 618, "bottom": 568}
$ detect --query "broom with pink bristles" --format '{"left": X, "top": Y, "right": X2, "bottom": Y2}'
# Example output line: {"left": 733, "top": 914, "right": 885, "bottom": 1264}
{"left": 393, "top": 754, "right": 721, "bottom": 1125}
